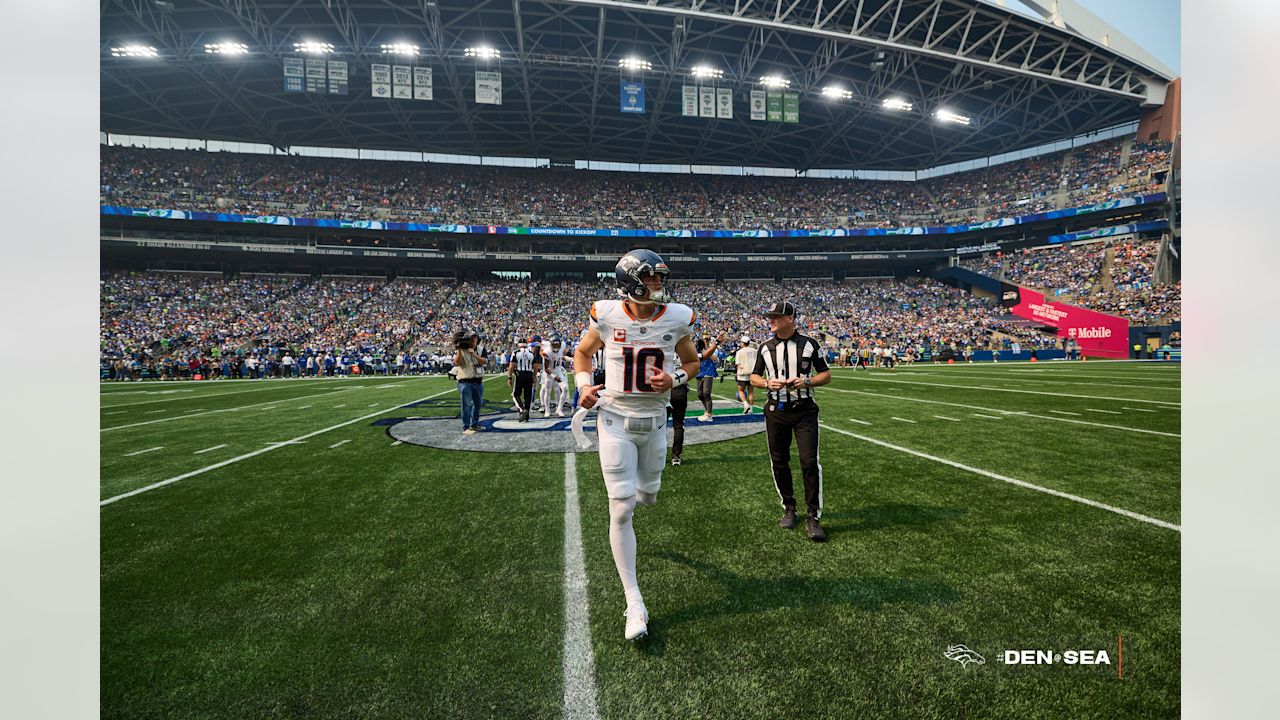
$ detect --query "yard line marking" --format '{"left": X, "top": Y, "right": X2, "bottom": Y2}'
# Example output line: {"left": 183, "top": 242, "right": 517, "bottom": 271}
{"left": 835, "top": 375, "right": 1179, "bottom": 406}
{"left": 824, "top": 387, "right": 1180, "bottom": 438}
{"left": 99, "top": 381, "right": 483, "bottom": 506}
{"left": 104, "top": 411, "right": 125, "bottom": 415}
{"left": 819, "top": 424, "right": 1180, "bottom": 532}
{"left": 846, "top": 418, "right": 873, "bottom": 426}
{"left": 193, "top": 444, "right": 227, "bottom": 455}
{"left": 369, "top": 403, "right": 379, "bottom": 407}
{"left": 562, "top": 452, "right": 601, "bottom": 720}
{"left": 264, "top": 440, "right": 308, "bottom": 446}
{"left": 890, "top": 417, "right": 917, "bottom": 424}
{"left": 329, "top": 440, "right": 351, "bottom": 449}
{"left": 101, "top": 385, "right": 365, "bottom": 432}
{"left": 124, "top": 447, "right": 163, "bottom": 457}
{"left": 261, "top": 406, "right": 278, "bottom": 411}
{"left": 1086, "top": 408, "right": 1122, "bottom": 415}
{"left": 881, "top": 369, "right": 1181, "bottom": 392}
{"left": 391, "top": 440, "right": 403, "bottom": 446}
{"left": 99, "top": 382, "right": 332, "bottom": 408}
{"left": 333, "top": 404, "right": 346, "bottom": 408}
{"left": 298, "top": 405, "right": 312, "bottom": 409}
{"left": 972, "top": 414, "right": 1003, "bottom": 420}
{"left": 1050, "top": 410, "right": 1083, "bottom": 416}
{"left": 145, "top": 410, "right": 166, "bottom": 414}
{"left": 1123, "top": 407, "right": 1156, "bottom": 413}
{"left": 934, "top": 415, "right": 960, "bottom": 422}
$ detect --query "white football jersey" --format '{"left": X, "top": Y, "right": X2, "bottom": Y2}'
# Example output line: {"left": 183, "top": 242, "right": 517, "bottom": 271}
{"left": 544, "top": 344, "right": 566, "bottom": 373}
{"left": 589, "top": 299, "right": 695, "bottom": 418}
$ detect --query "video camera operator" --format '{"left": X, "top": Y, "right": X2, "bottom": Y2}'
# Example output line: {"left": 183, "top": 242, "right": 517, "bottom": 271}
{"left": 453, "top": 329, "right": 488, "bottom": 435}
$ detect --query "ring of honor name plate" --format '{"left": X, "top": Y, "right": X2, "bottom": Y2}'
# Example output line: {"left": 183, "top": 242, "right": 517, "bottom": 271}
{"left": 384, "top": 398, "right": 764, "bottom": 453}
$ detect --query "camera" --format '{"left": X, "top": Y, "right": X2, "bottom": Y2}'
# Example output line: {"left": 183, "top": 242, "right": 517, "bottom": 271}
{"left": 454, "top": 330, "right": 478, "bottom": 350}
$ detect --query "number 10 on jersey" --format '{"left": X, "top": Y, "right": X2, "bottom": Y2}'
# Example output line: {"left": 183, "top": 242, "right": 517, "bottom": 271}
{"left": 621, "top": 347, "right": 665, "bottom": 392}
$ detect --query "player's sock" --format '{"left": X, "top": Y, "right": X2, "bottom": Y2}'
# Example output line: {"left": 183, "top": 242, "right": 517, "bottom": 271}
{"left": 609, "top": 496, "right": 643, "bottom": 607}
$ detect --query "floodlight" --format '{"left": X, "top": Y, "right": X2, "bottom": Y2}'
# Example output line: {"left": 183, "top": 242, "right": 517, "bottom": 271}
{"left": 293, "top": 41, "right": 334, "bottom": 54}
{"left": 381, "top": 43, "right": 420, "bottom": 55}
{"left": 691, "top": 65, "right": 723, "bottom": 79}
{"left": 822, "top": 85, "right": 853, "bottom": 100}
{"left": 465, "top": 46, "right": 501, "bottom": 59}
{"left": 759, "top": 75, "right": 790, "bottom": 89}
{"left": 935, "top": 108, "right": 972, "bottom": 125}
{"left": 619, "top": 57, "right": 652, "bottom": 72}
{"left": 882, "top": 97, "right": 913, "bottom": 112}
{"left": 110, "top": 45, "right": 158, "bottom": 58}
{"left": 204, "top": 42, "right": 248, "bottom": 55}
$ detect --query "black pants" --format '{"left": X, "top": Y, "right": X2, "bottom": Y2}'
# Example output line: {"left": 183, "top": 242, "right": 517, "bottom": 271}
{"left": 668, "top": 384, "right": 689, "bottom": 457}
{"left": 764, "top": 399, "right": 823, "bottom": 517}
{"left": 697, "top": 376, "right": 715, "bottom": 410}
{"left": 513, "top": 371, "right": 534, "bottom": 414}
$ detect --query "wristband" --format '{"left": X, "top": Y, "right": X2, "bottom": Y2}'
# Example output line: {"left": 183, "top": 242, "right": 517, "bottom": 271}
{"left": 575, "top": 371, "right": 594, "bottom": 389}
{"left": 671, "top": 368, "right": 689, "bottom": 387}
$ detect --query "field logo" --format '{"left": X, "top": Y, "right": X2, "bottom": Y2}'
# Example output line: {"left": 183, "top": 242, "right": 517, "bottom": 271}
{"left": 944, "top": 644, "right": 986, "bottom": 668}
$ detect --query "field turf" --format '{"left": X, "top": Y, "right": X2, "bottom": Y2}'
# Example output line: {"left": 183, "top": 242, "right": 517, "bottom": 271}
{"left": 100, "top": 360, "right": 1180, "bottom": 719}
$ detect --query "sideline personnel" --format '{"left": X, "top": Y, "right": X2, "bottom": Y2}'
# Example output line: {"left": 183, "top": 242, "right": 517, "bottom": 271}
{"left": 750, "top": 301, "right": 832, "bottom": 542}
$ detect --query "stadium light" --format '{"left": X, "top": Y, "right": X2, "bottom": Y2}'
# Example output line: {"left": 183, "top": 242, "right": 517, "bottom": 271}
{"left": 110, "top": 45, "right": 158, "bottom": 58}
{"left": 380, "top": 43, "right": 420, "bottom": 56}
{"left": 619, "top": 57, "right": 652, "bottom": 72}
{"left": 821, "top": 85, "right": 853, "bottom": 101}
{"left": 465, "top": 46, "right": 501, "bottom": 60}
{"left": 203, "top": 42, "right": 249, "bottom": 55}
{"left": 691, "top": 65, "right": 723, "bottom": 79}
{"left": 881, "top": 97, "right": 913, "bottom": 112}
{"left": 935, "top": 108, "right": 972, "bottom": 125}
{"left": 293, "top": 41, "right": 334, "bottom": 54}
{"left": 759, "top": 75, "right": 790, "bottom": 89}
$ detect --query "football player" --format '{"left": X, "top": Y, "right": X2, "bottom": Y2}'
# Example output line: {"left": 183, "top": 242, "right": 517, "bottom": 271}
{"left": 541, "top": 337, "right": 569, "bottom": 417}
{"left": 573, "top": 249, "right": 701, "bottom": 642}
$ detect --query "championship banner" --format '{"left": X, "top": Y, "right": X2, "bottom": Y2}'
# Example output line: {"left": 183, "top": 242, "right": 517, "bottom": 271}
{"left": 783, "top": 92, "right": 800, "bottom": 123}
{"left": 750, "top": 90, "right": 766, "bottom": 120}
{"left": 413, "top": 66, "right": 433, "bottom": 100}
{"left": 282, "top": 56, "right": 304, "bottom": 93}
{"left": 1000, "top": 283, "right": 1129, "bottom": 359}
{"left": 392, "top": 65, "right": 412, "bottom": 99}
{"left": 371, "top": 64, "right": 391, "bottom": 98}
{"left": 766, "top": 91, "right": 783, "bottom": 121}
{"left": 304, "top": 58, "right": 327, "bottom": 93}
{"left": 476, "top": 71, "right": 502, "bottom": 105}
{"left": 699, "top": 86, "right": 716, "bottom": 117}
{"left": 716, "top": 88, "right": 732, "bottom": 119}
{"left": 620, "top": 80, "right": 644, "bottom": 114}
{"left": 327, "top": 60, "right": 348, "bottom": 95}
{"left": 681, "top": 85, "right": 698, "bottom": 117}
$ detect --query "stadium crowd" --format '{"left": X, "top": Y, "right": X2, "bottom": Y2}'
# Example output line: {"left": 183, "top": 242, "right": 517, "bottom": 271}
{"left": 101, "top": 134, "right": 1171, "bottom": 230}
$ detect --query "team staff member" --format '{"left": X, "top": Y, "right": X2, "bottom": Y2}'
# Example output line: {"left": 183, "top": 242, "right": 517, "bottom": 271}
{"left": 669, "top": 336, "right": 721, "bottom": 467}
{"left": 750, "top": 301, "right": 832, "bottom": 542}
{"left": 734, "top": 335, "right": 757, "bottom": 414}
{"left": 507, "top": 341, "right": 541, "bottom": 422}
{"left": 694, "top": 335, "right": 723, "bottom": 422}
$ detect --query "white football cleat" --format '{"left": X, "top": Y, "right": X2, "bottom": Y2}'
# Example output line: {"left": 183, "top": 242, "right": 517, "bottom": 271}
{"left": 699, "top": 414, "right": 714, "bottom": 422}
{"left": 556, "top": 409, "right": 566, "bottom": 418}
{"left": 624, "top": 601, "right": 649, "bottom": 641}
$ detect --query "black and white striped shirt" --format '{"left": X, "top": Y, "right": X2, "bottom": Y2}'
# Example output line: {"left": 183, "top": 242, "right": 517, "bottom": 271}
{"left": 752, "top": 332, "right": 830, "bottom": 404}
{"left": 511, "top": 348, "right": 539, "bottom": 373}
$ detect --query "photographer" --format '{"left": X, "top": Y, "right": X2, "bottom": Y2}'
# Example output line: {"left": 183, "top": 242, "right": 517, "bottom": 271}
{"left": 453, "top": 330, "right": 487, "bottom": 435}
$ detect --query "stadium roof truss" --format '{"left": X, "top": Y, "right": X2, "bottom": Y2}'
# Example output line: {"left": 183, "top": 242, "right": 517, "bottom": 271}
{"left": 101, "top": 0, "right": 1173, "bottom": 171}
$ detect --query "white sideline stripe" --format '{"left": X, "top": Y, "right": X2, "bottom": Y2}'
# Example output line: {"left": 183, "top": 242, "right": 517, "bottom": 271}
{"left": 329, "top": 440, "right": 351, "bottom": 449}
{"left": 934, "top": 415, "right": 960, "bottom": 422}
{"left": 836, "top": 375, "right": 1179, "bottom": 406}
{"left": 1124, "top": 407, "right": 1156, "bottom": 413}
{"left": 193, "top": 444, "right": 227, "bottom": 455}
{"left": 882, "top": 369, "right": 1181, "bottom": 392}
{"left": 890, "top": 417, "right": 917, "bottom": 424}
{"left": 972, "top": 414, "right": 1002, "bottom": 420}
{"left": 99, "top": 374, "right": 425, "bottom": 389}
{"left": 1086, "top": 408, "right": 1122, "bottom": 415}
{"left": 104, "top": 411, "right": 125, "bottom": 415}
{"left": 1050, "top": 410, "right": 1083, "bottom": 416}
{"left": 99, "top": 382, "right": 475, "bottom": 506}
{"left": 818, "top": 424, "right": 1180, "bottom": 532}
{"left": 562, "top": 452, "right": 601, "bottom": 720}
{"left": 846, "top": 418, "right": 873, "bottom": 426}
{"left": 124, "top": 447, "right": 163, "bottom": 457}
{"left": 101, "top": 385, "right": 361, "bottom": 432}
{"left": 826, "top": 387, "right": 1179, "bottom": 438}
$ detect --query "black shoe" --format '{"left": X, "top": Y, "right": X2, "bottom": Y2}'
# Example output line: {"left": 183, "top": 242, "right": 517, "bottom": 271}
{"left": 806, "top": 515, "right": 827, "bottom": 542}
{"left": 470, "top": 424, "right": 483, "bottom": 432}
{"left": 779, "top": 508, "right": 798, "bottom": 529}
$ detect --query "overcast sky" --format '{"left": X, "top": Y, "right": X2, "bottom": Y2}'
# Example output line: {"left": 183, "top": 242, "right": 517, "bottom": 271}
{"left": 998, "top": 0, "right": 1180, "bottom": 75}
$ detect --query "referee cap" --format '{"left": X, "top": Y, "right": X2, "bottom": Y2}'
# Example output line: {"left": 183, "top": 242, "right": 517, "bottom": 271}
{"left": 763, "top": 301, "right": 796, "bottom": 318}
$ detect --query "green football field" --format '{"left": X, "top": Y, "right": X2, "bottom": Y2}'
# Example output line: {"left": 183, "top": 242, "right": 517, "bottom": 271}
{"left": 100, "top": 360, "right": 1180, "bottom": 719}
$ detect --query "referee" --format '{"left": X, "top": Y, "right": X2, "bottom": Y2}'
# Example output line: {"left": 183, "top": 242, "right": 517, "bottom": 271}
{"left": 750, "top": 301, "right": 832, "bottom": 542}
{"left": 508, "top": 341, "right": 541, "bottom": 423}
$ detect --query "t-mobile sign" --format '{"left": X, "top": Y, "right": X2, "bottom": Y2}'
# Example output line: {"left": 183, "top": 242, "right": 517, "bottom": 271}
{"left": 1000, "top": 283, "right": 1129, "bottom": 359}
